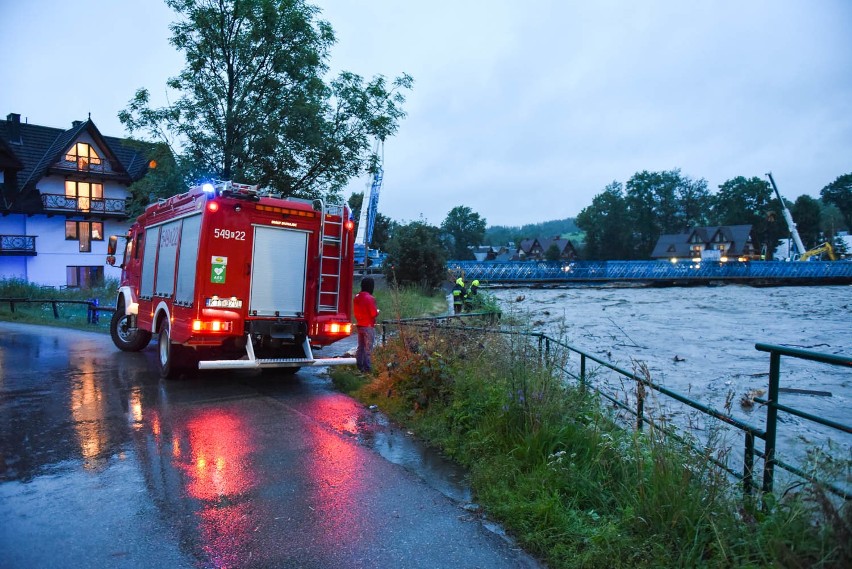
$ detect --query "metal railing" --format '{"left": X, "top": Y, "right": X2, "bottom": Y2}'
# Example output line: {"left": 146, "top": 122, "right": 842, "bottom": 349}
{"left": 0, "top": 234, "right": 37, "bottom": 255}
{"left": 0, "top": 297, "right": 115, "bottom": 324}
{"left": 380, "top": 314, "right": 851, "bottom": 500}
{"left": 40, "top": 193, "right": 128, "bottom": 216}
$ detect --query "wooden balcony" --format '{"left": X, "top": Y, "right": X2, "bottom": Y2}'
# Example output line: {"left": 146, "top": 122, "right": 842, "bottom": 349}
{"left": 0, "top": 234, "right": 37, "bottom": 256}
{"left": 40, "top": 193, "right": 128, "bottom": 218}
{"left": 52, "top": 157, "right": 116, "bottom": 175}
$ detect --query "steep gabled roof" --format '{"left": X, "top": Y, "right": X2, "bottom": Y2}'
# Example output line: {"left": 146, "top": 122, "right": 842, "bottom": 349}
{"left": 651, "top": 234, "right": 691, "bottom": 258}
{"left": 652, "top": 225, "right": 755, "bottom": 258}
{"left": 0, "top": 136, "right": 23, "bottom": 169}
{"left": 0, "top": 115, "right": 155, "bottom": 213}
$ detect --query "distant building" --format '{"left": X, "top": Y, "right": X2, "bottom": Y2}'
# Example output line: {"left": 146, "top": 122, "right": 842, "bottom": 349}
{"left": 0, "top": 113, "right": 154, "bottom": 288}
{"left": 470, "top": 245, "right": 512, "bottom": 261}
{"left": 651, "top": 225, "right": 759, "bottom": 262}
{"left": 517, "top": 236, "right": 577, "bottom": 261}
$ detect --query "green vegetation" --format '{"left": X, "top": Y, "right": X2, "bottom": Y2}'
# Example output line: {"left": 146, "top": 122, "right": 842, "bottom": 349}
{"left": 0, "top": 278, "right": 116, "bottom": 332}
{"left": 441, "top": 205, "right": 487, "bottom": 260}
{"left": 121, "top": 0, "right": 412, "bottom": 202}
{"left": 576, "top": 170, "right": 852, "bottom": 261}
{"left": 373, "top": 283, "right": 448, "bottom": 320}
{"left": 382, "top": 221, "right": 448, "bottom": 288}
{"left": 486, "top": 218, "right": 580, "bottom": 247}
{"left": 333, "top": 287, "right": 850, "bottom": 569}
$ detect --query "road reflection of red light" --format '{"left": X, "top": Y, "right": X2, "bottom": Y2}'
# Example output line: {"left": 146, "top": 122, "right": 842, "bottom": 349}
{"left": 180, "top": 410, "right": 257, "bottom": 567}
{"left": 183, "top": 410, "right": 255, "bottom": 501}
{"left": 305, "top": 396, "right": 366, "bottom": 543}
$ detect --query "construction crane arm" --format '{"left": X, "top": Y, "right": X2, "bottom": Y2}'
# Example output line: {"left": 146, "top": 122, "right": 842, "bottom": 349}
{"left": 766, "top": 172, "right": 807, "bottom": 259}
{"left": 799, "top": 242, "right": 837, "bottom": 261}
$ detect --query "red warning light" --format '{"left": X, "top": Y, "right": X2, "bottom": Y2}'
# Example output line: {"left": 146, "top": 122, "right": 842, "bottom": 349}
{"left": 207, "top": 202, "right": 220, "bottom": 213}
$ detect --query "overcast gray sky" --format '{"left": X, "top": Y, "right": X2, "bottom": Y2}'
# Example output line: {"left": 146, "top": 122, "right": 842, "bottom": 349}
{"left": 2, "top": 0, "right": 850, "bottom": 227}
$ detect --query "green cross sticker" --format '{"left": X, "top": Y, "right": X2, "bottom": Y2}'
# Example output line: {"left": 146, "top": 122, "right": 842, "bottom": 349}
{"left": 211, "top": 256, "right": 227, "bottom": 284}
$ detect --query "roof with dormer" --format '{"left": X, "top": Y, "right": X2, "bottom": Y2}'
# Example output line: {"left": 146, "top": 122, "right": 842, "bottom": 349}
{"left": 0, "top": 114, "right": 154, "bottom": 214}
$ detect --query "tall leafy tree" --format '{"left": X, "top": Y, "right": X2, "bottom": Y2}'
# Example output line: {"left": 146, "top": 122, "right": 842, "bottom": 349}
{"left": 120, "top": 0, "right": 412, "bottom": 200}
{"left": 711, "top": 176, "right": 786, "bottom": 258}
{"left": 820, "top": 173, "right": 852, "bottom": 231}
{"left": 791, "top": 195, "right": 823, "bottom": 249}
{"left": 624, "top": 170, "right": 711, "bottom": 258}
{"left": 575, "top": 182, "right": 632, "bottom": 260}
{"left": 124, "top": 142, "right": 186, "bottom": 217}
{"left": 441, "top": 206, "right": 487, "bottom": 260}
{"left": 820, "top": 202, "right": 845, "bottom": 239}
{"left": 383, "top": 221, "right": 447, "bottom": 289}
{"left": 370, "top": 213, "right": 395, "bottom": 251}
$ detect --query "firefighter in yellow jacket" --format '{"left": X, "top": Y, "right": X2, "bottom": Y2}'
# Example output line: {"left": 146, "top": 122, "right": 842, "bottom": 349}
{"left": 452, "top": 277, "right": 465, "bottom": 314}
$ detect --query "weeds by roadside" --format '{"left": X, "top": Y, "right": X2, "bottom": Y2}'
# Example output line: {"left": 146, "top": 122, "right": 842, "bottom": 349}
{"left": 0, "top": 278, "right": 117, "bottom": 332}
{"left": 347, "top": 308, "right": 851, "bottom": 568}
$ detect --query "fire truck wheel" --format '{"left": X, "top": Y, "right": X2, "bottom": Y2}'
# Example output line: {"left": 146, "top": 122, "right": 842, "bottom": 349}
{"left": 110, "top": 310, "right": 152, "bottom": 352}
{"left": 157, "top": 322, "right": 191, "bottom": 379}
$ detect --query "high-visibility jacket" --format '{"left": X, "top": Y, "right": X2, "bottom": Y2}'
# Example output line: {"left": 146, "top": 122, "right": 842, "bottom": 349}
{"left": 452, "top": 281, "right": 465, "bottom": 306}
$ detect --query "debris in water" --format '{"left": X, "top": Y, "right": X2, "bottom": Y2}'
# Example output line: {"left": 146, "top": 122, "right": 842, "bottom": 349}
{"left": 515, "top": 295, "right": 525, "bottom": 302}
{"left": 673, "top": 355, "right": 685, "bottom": 362}
{"left": 740, "top": 389, "right": 766, "bottom": 409}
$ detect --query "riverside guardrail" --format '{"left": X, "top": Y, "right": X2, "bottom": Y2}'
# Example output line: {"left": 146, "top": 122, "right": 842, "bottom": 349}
{"left": 380, "top": 313, "right": 851, "bottom": 501}
{"left": 1, "top": 298, "right": 115, "bottom": 324}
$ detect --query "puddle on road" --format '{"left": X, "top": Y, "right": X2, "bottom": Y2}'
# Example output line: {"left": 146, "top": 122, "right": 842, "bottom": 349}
{"left": 355, "top": 408, "right": 473, "bottom": 504}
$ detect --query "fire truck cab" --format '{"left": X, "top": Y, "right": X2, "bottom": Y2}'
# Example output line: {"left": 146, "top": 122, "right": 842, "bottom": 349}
{"left": 107, "top": 181, "right": 356, "bottom": 378}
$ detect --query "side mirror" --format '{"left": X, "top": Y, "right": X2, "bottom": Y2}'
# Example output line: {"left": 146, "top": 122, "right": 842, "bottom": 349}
{"left": 107, "top": 235, "right": 118, "bottom": 255}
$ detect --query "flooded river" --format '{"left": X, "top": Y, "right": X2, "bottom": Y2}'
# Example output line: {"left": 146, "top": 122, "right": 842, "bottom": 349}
{"left": 490, "top": 285, "right": 852, "bottom": 481}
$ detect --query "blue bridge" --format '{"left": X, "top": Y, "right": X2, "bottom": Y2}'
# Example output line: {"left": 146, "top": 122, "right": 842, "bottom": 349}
{"left": 447, "top": 260, "right": 852, "bottom": 286}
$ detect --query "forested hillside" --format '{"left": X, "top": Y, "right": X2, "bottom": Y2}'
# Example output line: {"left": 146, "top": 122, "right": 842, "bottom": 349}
{"left": 485, "top": 218, "right": 580, "bottom": 246}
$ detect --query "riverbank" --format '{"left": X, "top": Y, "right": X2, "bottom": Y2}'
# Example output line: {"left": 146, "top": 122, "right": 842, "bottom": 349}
{"left": 335, "top": 286, "right": 851, "bottom": 569}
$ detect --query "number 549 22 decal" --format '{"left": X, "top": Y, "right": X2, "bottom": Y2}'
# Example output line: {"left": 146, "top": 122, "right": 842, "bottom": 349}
{"left": 213, "top": 228, "right": 246, "bottom": 240}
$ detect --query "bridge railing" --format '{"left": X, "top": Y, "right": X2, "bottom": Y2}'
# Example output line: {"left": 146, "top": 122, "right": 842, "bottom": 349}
{"left": 380, "top": 313, "right": 851, "bottom": 501}
{"left": 448, "top": 260, "right": 852, "bottom": 284}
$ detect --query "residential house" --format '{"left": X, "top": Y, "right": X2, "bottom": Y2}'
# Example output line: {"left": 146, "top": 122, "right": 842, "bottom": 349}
{"left": 470, "top": 244, "right": 513, "bottom": 261}
{"left": 651, "top": 225, "right": 759, "bottom": 262}
{"left": 0, "top": 113, "right": 154, "bottom": 288}
{"left": 517, "top": 236, "right": 577, "bottom": 261}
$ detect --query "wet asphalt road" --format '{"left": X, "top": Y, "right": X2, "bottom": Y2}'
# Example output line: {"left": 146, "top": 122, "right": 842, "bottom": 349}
{"left": 0, "top": 322, "right": 540, "bottom": 569}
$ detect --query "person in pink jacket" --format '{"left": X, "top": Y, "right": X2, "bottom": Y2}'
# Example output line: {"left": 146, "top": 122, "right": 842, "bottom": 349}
{"left": 353, "top": 277, "right": 379, "bottom": 372}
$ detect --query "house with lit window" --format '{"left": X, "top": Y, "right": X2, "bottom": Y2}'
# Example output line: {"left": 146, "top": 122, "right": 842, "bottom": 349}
{"left": 0, "top": 113, "right": 154, "bottom": 288}
{"left": 651, "top": 225, "right": 759, "bottom": 262}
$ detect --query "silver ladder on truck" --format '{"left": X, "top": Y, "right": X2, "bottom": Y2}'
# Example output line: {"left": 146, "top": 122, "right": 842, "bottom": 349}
{"left": 317, "top": 203, "right": 346, "bottom": 312}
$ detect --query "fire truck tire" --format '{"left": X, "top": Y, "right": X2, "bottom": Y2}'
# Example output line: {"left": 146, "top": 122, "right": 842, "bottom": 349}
{"left": 110, "top": 310, "right": 152, "bottom": 352}
{"left": 157, "top": 322, "right": 193, "bottom": 379}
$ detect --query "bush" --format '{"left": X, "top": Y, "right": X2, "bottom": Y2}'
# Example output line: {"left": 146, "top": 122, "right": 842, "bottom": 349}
{"left": 383, "top": 221, "right": 448, "bottom": 289}
{"left": 356, "top": 321, "right": 852, "bottom": 569}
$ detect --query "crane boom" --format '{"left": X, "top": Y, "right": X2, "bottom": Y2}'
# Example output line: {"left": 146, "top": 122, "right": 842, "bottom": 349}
{"left": 355, "top": 140, "right": 384, "bottom": 249}
{"left": 766, "top": 172, "right": 806, "bottom": 259}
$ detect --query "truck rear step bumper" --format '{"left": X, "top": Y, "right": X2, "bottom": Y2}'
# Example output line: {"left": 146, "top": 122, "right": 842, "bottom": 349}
{"left": 197, "top": 335, "right": 355, "bottom": 370}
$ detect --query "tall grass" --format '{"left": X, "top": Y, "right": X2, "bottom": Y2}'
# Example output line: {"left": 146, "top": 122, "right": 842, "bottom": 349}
{"left": 373, "top": 282, "right": 450, "bottom": 321}
{"left": 0, "top": 278, "right": 118, "bottom": 330}
{"left": 349, "top": 316, "right": 850, "bottom": 568}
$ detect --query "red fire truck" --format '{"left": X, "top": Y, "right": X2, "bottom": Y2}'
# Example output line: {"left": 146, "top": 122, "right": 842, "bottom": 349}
{"left": 106, "top": 181, "right": 356, "bottom": 378}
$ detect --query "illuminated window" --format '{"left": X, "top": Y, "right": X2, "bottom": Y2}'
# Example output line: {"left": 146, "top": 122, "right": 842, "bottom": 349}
{"left": 65, "top": 221, "right": 104, "bottom": 252}
{"left": 65, "top": 180, "right": 103, "bottom": 212}
{"left": 65, "top": 142, "right": 102, "bottom": 171}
